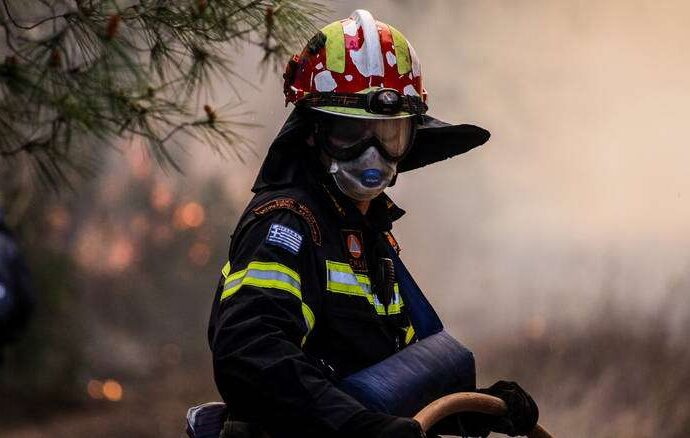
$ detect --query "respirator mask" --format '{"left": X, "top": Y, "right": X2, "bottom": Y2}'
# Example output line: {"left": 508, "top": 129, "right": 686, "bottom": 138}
{"left": 314, "top": 112, "right": 416, "bottom": 201}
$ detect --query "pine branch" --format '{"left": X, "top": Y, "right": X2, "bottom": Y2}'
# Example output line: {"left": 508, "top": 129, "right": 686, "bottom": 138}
{"left": 0, "top": 0, "right": 327, "bottom": 192}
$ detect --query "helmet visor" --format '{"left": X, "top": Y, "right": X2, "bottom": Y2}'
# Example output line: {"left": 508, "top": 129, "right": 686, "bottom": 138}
{"left": 318, "top": 114, "right": 416, "bottom": 161}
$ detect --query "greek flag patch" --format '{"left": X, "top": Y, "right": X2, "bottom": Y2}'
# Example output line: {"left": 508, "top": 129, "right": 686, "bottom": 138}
{"left": 266, "top": 223, "right": 303, "bottom": 255}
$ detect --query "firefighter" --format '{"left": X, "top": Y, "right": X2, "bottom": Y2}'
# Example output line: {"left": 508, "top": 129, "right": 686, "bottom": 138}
{"left": 0, "top": 207, "right": 35, "bottom": 361}
{"left": 208, "top": 10, "right": 538, "bottom": 438}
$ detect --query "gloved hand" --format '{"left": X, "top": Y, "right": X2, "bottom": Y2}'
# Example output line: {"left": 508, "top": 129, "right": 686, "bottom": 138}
{"left": 428, "top": 381, "right": 538, "bottom": 437}
{"left": 478, "top": 380, "right": 539, "bottom": 436}
{"left": 341, "top": 410, "right": 425, "bottom": 438}
{"left": 378, "top": 417, "right": 425, "bottom": 438}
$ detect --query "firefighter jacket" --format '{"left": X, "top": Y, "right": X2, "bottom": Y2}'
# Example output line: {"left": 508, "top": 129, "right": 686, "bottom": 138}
{"left": 208, "top": 106, "right": 489, "bottom": 437}
{"left": 208, "top": 154, "right": 419, "bottom": 437}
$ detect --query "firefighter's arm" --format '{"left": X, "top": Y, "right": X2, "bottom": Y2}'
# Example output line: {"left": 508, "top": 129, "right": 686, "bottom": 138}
{"left": 209, "top": 211, "right": 408, "bottom": 437}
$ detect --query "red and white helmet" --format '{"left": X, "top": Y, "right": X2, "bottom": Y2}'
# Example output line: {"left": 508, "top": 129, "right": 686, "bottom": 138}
{"left": 283, "top": 9, "right": 427, "bottom": 119}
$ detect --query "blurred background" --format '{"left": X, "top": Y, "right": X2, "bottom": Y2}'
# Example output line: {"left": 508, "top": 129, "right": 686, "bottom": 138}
{"left": 2, "top": 1, "right": 690, "bottom": 437}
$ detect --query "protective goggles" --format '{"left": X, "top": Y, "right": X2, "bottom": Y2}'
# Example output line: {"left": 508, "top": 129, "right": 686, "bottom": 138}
{"left": 314, "top": 112, "right": 416, "bottom": 162}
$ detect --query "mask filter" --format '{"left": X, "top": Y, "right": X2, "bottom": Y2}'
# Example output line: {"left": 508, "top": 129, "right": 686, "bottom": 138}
{"left": 361, "top": 169, "right": 383, "bottom": 187}
{"left": 328, "top": 146, "right": 397, "bottom": 201}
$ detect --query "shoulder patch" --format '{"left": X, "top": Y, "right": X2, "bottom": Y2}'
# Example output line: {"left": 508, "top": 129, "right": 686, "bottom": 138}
{"left": 266, "top": 223, "right": 303, "bottom": 255}
{"left": 253, "top": 198, "right": 322, "bottom": 246}
{"left": 384, "top": 231, "right": 401, "bottom": 255}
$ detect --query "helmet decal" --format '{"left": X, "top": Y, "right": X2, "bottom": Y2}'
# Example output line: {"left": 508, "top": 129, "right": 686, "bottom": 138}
{"left": 283, "top": 9, "right": 427, "bottom": 116}
{"left": 389, "top": 25, "right": 411, "bottom": 75}
{"left": 385, "top": 51, "right": 396, "bottom": 68}
{"left": 403, "top": 84, "right": 419, "bottom": 97}
{"left": 322, "top": 21, "right": 345, "bottom": 73}
{"left": 349, "top": 9, "right": 384, "bottom": 78}
{"left": 408, "top": 42, "right": 421, "bottom": 78}
{"left": 314, "top": 70, "right": 337, "bottom": 92}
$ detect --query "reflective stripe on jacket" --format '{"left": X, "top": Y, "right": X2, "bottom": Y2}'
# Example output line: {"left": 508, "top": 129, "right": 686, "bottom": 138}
{"left": 208, "top": 164, "right": 416, "bottom": 437}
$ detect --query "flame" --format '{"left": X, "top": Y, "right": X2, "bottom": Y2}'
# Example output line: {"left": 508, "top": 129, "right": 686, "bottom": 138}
{"left": 174, "top": 202, "right": 205, "bottom": 229}
{"left": 102, "top": 379, "right": 123, "bottom": 402}
{"left": 87, "top": 378, "right": 123, "bottom": 402}
{"left": 87, "top": 380, "right": 104, "bottom": 399}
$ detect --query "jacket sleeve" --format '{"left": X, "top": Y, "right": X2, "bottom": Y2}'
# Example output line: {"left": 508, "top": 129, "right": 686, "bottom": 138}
{"left": 209, "top": 210, "right": 378, "bottom": 437}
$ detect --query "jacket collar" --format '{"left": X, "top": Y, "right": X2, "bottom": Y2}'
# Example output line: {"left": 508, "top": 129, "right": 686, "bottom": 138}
{"left": 318, "top": 179, "right": 405, "bottom": 232}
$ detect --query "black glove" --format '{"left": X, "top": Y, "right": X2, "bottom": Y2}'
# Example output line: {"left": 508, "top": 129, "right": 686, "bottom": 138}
{"left": 478, "top": 380, "right": 539, "bottom": 436}
{"left": 378, "top": 417, "right": 425, "bottom": 438}
{"left": 341, "top": 410, "right": 425, "bottom": 438}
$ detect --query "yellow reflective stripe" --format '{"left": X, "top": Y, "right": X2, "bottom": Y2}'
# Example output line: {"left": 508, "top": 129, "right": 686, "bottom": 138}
{"left": 302, "top": 303, "right": 315, "bottom": 329}
{"left": 225, "top": 268, "right": 245, "bottom": 284}
{"left": 370, "top": 288, "right": 403, "bottom": 315}
{"left": 322, "top": 21, "right": 345, "bottom": 73}
{"left": 326, "top": 260, "right": 368, "bottom": 297}
{"left": 221, "top": 261, "right": 316, "bottom": 346}
{"left": 230, "top": 277, "right": 301, "bottom": 299}
{"left": 355, "top": 273, "right": 371, "bottom": 285}
{"left": 386, "top": 300, "right": 403, "bottom": 315}
{"left": 221, "top": 261, "right": 231, "bottom": 279}
{"left": 404, "top": 325, "right": 415, "bottom": 345}
{"left": 238, "top": 260, "right": 300, "bottom": 283}
{"left": 326, "top": 260, "right": 403, "bottom": 315}
{"left": 389, "top": 25, "right": 411, "bottom": 75}
{"left": 326, "top": 260, "right": 354, "bottom": 273}
{"left": 327, "top": 280, "right": 368, "bottom": 296}
{"left": 222, "top": 261, "right": 301, "bottom": 301}
{"left": 301, "top": 303, "right": 316, "bottom": 347}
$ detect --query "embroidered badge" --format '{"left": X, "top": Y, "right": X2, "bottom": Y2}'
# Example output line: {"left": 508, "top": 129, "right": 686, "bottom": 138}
{"left": 266, "top": 223, "right": 303, "bottom": 255}
{"left": 347, "top": 233, "right": 362, "bottom": 259}
{"left": 253, "top": 198, "right": 321, "bottom": 246}
{"left": 384, "top": 231, "right": 401, "bottom": 254}
{"left": 341, "top": 229, "right": 367, "bottom": 272}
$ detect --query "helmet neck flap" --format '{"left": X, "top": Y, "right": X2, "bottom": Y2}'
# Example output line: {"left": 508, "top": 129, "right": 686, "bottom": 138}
{"left": 252, "top": 9, "right": 491, "bottom": 193}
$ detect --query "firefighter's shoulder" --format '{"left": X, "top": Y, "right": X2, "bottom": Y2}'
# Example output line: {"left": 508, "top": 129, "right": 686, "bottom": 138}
{"left": 240, "top": 187, "right": 322, "bottom": 249}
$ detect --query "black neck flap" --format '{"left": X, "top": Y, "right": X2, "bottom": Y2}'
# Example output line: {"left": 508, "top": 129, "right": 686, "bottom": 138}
{"left": 251, "top": 109, "right": 490, "bottom": 192}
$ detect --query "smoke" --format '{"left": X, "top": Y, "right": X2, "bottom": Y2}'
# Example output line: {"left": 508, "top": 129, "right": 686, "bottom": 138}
{"left": 190, "top": 0, "right": 690, "bottom": 340}
{"left": 5, "top": 2, "right": 690, "bottom": 436}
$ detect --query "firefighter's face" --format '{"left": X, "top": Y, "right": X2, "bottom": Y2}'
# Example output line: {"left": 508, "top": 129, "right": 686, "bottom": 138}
{"left": 313, "top": 112, "right": 415, "bottom": 162}
{"left": 311, "top": 114, "right": 414, "bottom": 201}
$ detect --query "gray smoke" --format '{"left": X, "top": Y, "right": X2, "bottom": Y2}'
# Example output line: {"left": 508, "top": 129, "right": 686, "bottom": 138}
{"left": 190, "top": 0, "right": 690, "bottom": 342}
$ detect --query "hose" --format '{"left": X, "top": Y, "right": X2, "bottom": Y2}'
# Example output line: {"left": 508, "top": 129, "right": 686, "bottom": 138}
{"left": 413, "top": 392, "right": 553, "bottom": 438}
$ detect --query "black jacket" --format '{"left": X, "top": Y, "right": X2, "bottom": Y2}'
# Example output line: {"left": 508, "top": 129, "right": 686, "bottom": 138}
{"left": 208, "top": 108, "right": 489, "bottom": 437}
{"left": 208, "top": 157, "right": 416, "bottom": 437}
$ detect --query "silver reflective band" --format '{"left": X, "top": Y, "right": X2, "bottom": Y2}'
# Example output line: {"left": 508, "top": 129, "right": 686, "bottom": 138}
{"left": 325, "top": 260, "right": 402, "bottom": 315}
{"left": 223, "top": 268, "right": 300, "bottom": 294}
{"left": 220, "top": 260, "right": 315, "bottom": 346}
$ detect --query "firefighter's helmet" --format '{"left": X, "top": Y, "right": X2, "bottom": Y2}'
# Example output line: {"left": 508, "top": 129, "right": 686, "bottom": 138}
{"left": 283, "top": 9, "right": 427, "bottom": 119}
